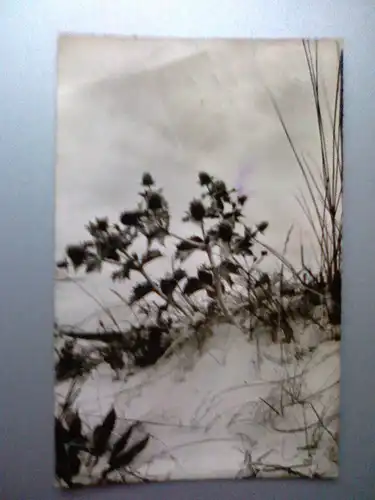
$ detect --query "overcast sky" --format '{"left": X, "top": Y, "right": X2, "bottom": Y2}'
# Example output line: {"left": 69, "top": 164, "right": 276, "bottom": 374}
{"left": 55, "top": 35, "right": 341, "bottom": 330}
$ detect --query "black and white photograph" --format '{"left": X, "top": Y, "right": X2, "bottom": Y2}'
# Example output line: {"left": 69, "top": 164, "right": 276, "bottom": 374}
{"left": 54, "top": 35, "right": 342, "bottom": 490}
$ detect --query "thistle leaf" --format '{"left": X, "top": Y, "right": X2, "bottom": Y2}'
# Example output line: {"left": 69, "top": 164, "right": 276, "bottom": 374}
{"left": 141, "top": 249, "right": 163, "bottom": 266}
{"left": 66, "top": 245, "right": 87, "bottom": 269}
{"left": 255, "top": 273, "right": 270, "bottom": 287}
{"left": 256, "top": 221, "right": 269, "bottom": 233}
{"left": 197, "top": 268, "right": 213, "bottom": 286}
{"left": 56, "top": 259, "right": 69, "bottom": 270}
{"left": 112, "top": 258, "right": 139, "bottom": 281}
{"left": 183, "top": 277, "right": 205, "bottom": 296}
{"left": 175, "top": 236, "right": 204, "bottom": 262}
{"left": 120, "top": 210, "right": 145, "bottom": 227}
{"left": 173, "top": 269, "right": 187, "bottom": 282}
{"left": 129, "top": 282, "right": 154, "bottom": 305}
{"left": 147, "top": 228, "right": 167, "bottom": 246}
{"left": 160, "top": 278, "right": 177, "bottom": 296}
{"left": 220, "top": 260, "right": 241, "bottom": 275}
{"left": 176, "top": 236, "right": 204, "bottom": 251}
{"left": 85, "top": 257, "right": 102, "bottom": 273}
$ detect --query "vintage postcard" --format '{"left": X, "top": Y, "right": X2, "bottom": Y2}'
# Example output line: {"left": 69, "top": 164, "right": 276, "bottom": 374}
{"left": 54, "top": 35, "right": 342, "bottom": 489}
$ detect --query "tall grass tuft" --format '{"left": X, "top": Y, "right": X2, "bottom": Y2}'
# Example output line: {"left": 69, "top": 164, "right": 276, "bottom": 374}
{"left": 265, "top": 40, "right": 343, "bottom": 324}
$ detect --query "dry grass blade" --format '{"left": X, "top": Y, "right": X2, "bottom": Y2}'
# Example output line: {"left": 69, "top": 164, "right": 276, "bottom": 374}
{"left": 260, "top": 39, "right": 343, "bottom": 312}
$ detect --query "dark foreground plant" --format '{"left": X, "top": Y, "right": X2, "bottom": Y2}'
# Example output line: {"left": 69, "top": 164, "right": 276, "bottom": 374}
{"left": 57, "top": 171, "right": 280, "bottom": 367}
{"left": 55, "top": 404, "right": 150, "bottom": 489}
{"left": 55, "top": 338, "right": 99, "bottom": 381}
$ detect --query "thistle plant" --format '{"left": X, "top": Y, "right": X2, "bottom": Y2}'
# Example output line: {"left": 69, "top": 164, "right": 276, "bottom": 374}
{"left": 57, "top": 171, "right": 273, "bottom": 366}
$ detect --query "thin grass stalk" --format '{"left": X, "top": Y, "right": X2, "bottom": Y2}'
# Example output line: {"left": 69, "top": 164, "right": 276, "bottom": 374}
{"left": 271, "top": 40, "right": 343, "bottom": 295}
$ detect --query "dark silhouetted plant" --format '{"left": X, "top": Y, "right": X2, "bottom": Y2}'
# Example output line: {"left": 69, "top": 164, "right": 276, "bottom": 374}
{"left": 57, "top": 171, "right": 275, "bottom": 364}
{"left": 55, "top": 404, "right": 151, "bottom": 489}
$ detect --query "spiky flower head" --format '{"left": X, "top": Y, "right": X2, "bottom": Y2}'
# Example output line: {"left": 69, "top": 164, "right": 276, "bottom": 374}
{"left": 217, "top": 221, "right": 233, "bottom": 242}
{"left": 142, "top": 172, "right": 154, "bottom": 187}
{"left": 257, "top": 221, "right": 269, "bottom": 233}
{"left": 147, "top": 192, "right": 164, "bottom": 211}
{"left": 189, "top": 199, "right": 206, "bottom": 222}
{"left": 198, "top": 171, "right": 212, "bottom": 186}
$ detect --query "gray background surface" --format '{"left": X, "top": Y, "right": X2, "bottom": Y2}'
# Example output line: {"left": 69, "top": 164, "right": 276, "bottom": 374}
{"left": 1, "top": 1, "right": 374, "bottom": 498}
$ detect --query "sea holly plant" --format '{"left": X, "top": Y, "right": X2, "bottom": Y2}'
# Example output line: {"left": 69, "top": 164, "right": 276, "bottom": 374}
{"left": 56, "top": 172, "right": 278, "bottom": 363}
{"left": 57, "top": 168, "right": 342, "bottom": 374}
